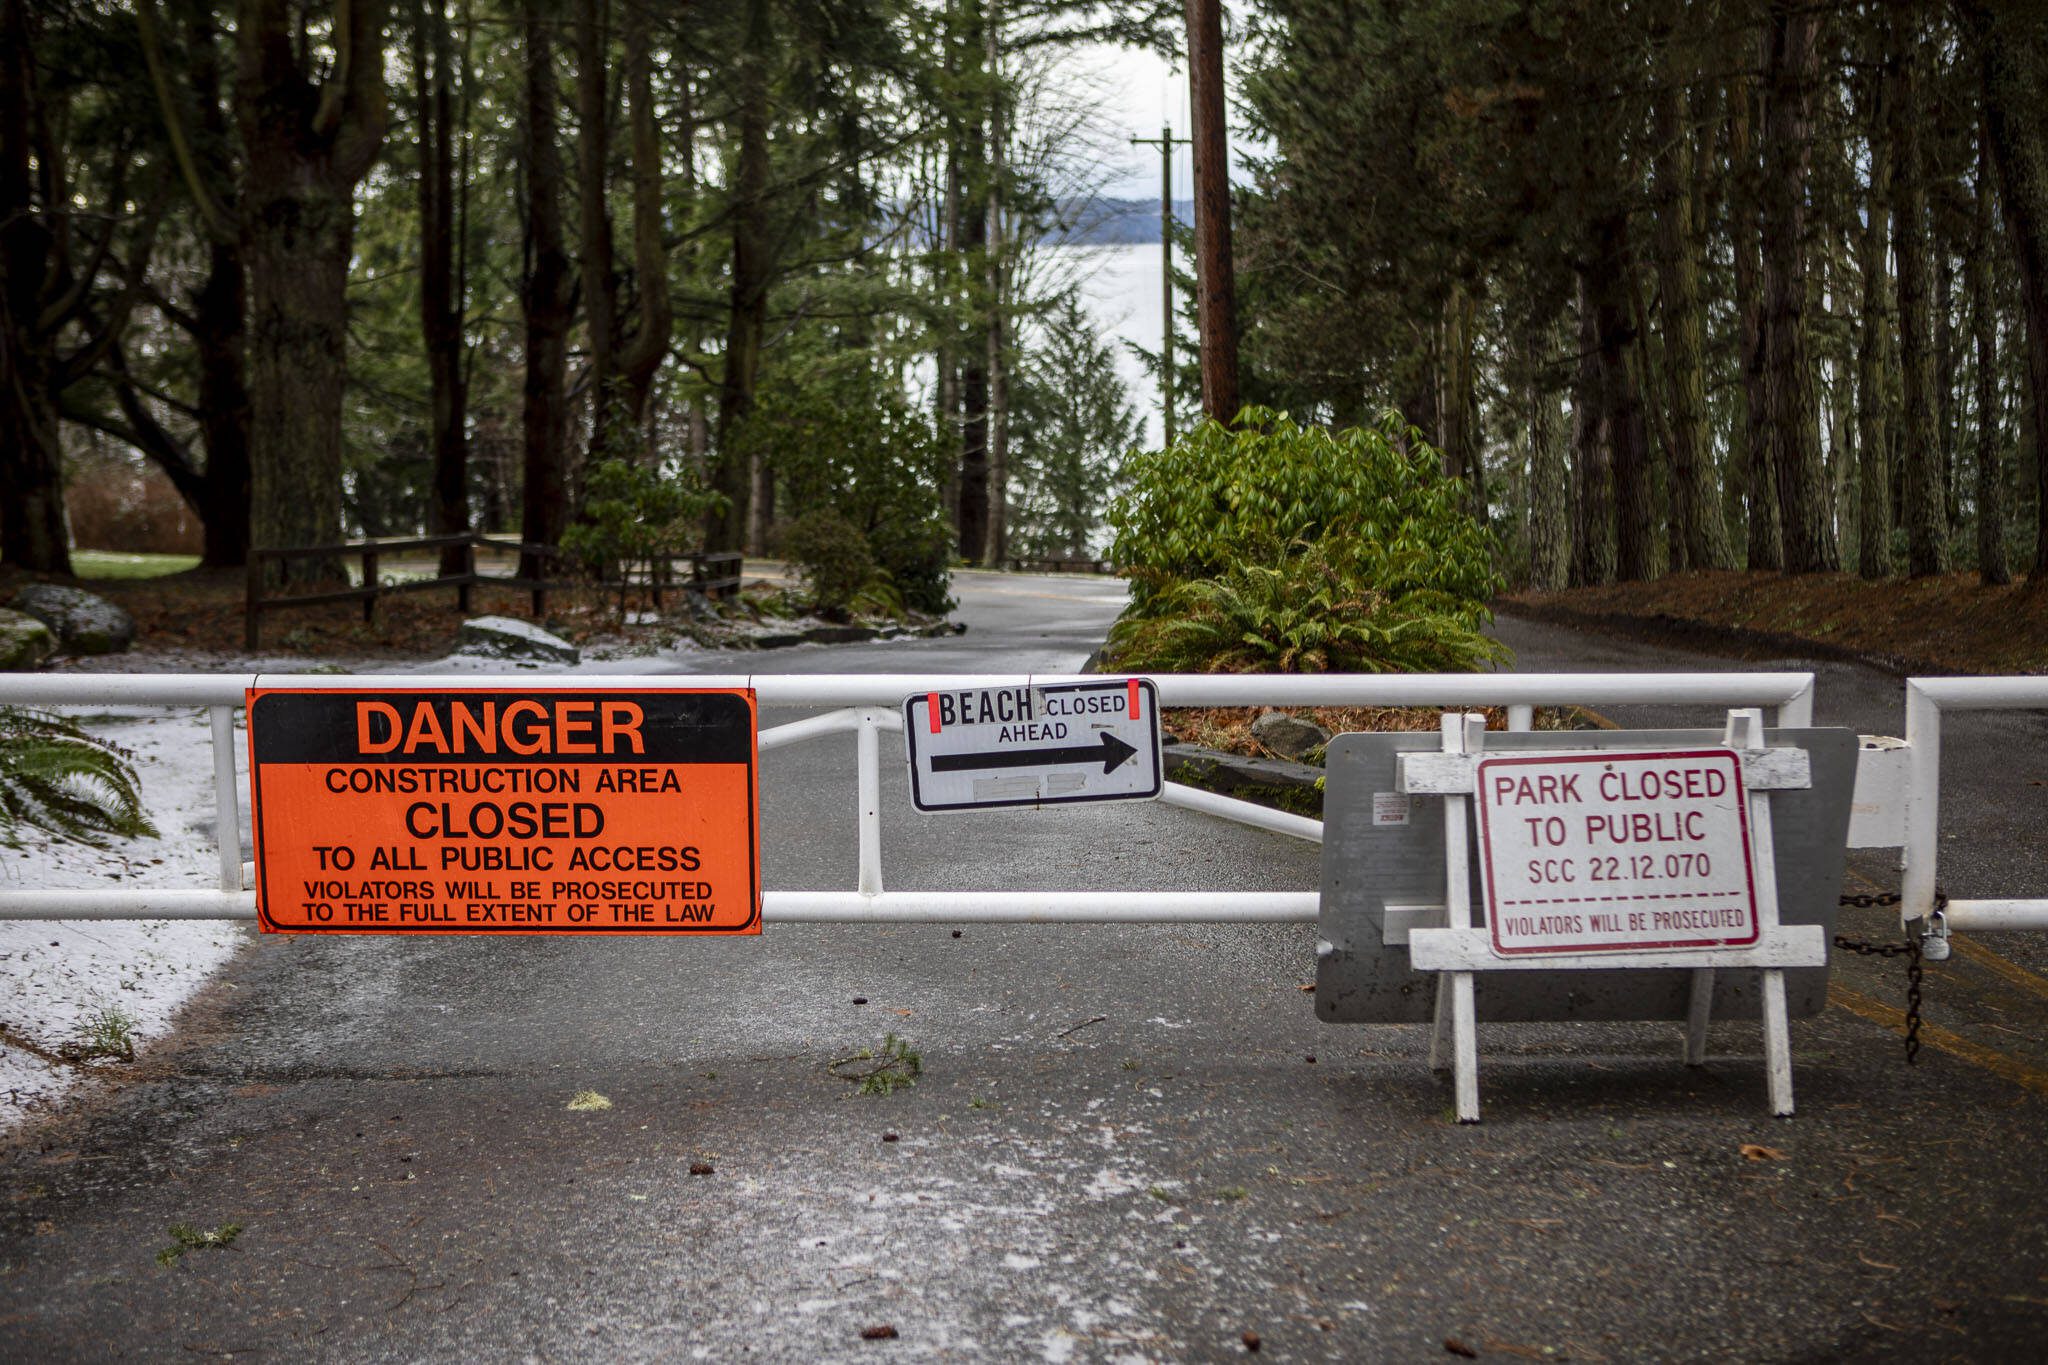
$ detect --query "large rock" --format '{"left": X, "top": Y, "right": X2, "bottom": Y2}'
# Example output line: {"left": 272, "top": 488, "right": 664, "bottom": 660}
{"left": 453, "top": 615, "right": 580, "bottom": 665}
{"left": 1250, "top": 710, "right": 1330, "bottom": 760}
{"left": 0, "top": 608, "right": 56, "bottom": 671}
{"left": 11, "top": 583, "right": 135, "bottom": 655}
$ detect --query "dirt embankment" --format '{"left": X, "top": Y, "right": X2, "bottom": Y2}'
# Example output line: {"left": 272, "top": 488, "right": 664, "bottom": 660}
{"left": 1505, "top": 568, "right": 2048, "bottom": 677}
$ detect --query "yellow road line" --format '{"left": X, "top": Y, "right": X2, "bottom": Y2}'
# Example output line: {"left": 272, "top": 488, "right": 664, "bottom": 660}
{"left": 1949, "top": 936, "right": 2048, "bottom": 1005}
{"left": 1828, "top": 983, "right": 2048, "bottom": 1098}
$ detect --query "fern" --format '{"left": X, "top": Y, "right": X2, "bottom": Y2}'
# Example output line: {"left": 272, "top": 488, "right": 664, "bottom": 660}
{"left": 1106, "top": 544, "right": 1507, "bottom": 676}
{"left": 0, "top": 707, "right": 157, "bottom": 847}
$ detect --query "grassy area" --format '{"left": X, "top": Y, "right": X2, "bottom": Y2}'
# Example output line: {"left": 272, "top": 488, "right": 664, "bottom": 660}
{"left": 69, "top": 550, "right": 201, "bottom": 580}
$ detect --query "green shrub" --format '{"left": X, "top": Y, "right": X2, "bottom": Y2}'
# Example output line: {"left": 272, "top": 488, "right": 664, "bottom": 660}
{"left": 1108, "top": 407, "right": 1502, "bottom": 612}
{"left": 0, "top": 707, "right": 156, "bottom": 846}
{"left": 1106, "top": 542, "right": 1508, "bottom": 674}
{"left": 782, "top": 510, "right": 877, "bottom": 618}
{"left": 862, "top": 513, "right": 956, "bottom": 617}
{"left": 737, "top": 355, "right": 956, "bottom": 616}
{"left": 1103, "top": 408, "right": 1505, "bottom": 674}
{"left": 561, "top": 458, "right": 726, "bottom": 617}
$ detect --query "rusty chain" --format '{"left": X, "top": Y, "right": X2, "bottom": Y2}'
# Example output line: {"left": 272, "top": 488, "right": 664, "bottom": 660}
{"left": 1833, "top": 889, "right": 1946, "bottom": 1065}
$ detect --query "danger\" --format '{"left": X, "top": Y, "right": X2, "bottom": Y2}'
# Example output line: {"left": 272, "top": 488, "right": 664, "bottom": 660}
{"left": 246, "top": 688, "right": 760, "bottom": 935}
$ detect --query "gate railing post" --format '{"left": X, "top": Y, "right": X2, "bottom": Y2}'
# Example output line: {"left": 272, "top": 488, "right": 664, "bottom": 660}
{"left": 1901, "top": 681, "right": 1941, "bottom": 929}
{"left": 209, "top": 706, "right": 241, "bottom": 893}
{"left": 1774, "top": 680, "right": 1815, "bottom": 728}
{"left": 857, "top": 708, "right": 884, "bottom": 897}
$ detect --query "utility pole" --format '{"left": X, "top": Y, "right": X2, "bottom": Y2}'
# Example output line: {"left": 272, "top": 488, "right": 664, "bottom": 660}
{"left": 1129, "top": 123, "right": 1189, "bottom": 448}
{"left": 1184, "top": 0, "right": 1240, "bottom": 423}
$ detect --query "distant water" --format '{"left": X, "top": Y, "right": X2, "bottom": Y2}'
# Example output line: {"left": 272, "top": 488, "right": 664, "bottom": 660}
{"left": 1058, "top": 242, "right": 1171, "bottom": 450}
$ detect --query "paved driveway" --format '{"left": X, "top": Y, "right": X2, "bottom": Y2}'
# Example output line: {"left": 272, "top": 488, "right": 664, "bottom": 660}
{"left": 2, "top": 579, "right": 2043, "bottom": 1362}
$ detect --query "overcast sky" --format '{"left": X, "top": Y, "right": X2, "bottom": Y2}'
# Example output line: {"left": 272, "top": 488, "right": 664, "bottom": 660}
{"left": 1083, "top": 40, "right": 1193, "bottom": 200}
{"left": 1071, "top": 17, "right": 1263, "bottom": 202}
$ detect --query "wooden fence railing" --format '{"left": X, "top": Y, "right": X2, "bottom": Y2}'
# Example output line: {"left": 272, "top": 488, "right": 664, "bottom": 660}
{"left": 245, "top": 533, "right": 743, "bottom": 650}
{"left": 1005, "top": 555, "right": 1115, "bottom": 575}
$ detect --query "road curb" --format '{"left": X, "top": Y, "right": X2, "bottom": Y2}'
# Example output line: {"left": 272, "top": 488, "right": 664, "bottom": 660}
{"left": 1163, "top": 744, "right": 1323, "bottom": 818}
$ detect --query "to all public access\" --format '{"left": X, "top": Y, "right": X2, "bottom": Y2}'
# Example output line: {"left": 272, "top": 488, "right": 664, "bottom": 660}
{"left": 246, "top": 688, "right": 760, "bottom": 934}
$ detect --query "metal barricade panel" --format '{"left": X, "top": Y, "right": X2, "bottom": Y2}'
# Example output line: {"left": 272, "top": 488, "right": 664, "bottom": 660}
{"left": 1315, "top": 727, "right": 1859, "bottom": 1024}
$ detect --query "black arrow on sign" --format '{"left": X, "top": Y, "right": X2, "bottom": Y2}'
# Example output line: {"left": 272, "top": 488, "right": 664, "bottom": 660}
{"left": 931, "top": 731, "right": 1138, "bottom": 775}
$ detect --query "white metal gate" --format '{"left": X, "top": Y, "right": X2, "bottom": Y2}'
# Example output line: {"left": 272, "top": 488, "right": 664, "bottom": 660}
{"left": 0, "top": 670, "right": 1818, "bottom": 925}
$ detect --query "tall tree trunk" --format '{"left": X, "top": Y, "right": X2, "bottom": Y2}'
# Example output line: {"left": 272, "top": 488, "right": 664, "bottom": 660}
{"left": 1439, "top": 290, "right": 1468, "bottom": 482}
{"left": 520, "top": 0, "right": 574, "bottom": 580}
{"left": 1851, "top": 62, "right": 1895, "bottom": 579}
{"left": 1856, "top": 75, "right": 1895, "bottom": 579}
{"left": 1571, "top": 274, "right": 1615, "bottom": 587}
{"left": 1585, "top": 217, "right": 1653, "bottom": 581}
{"left": 1652, "top": 79, "right": 1731, "bottom": 571}
{"left": 1955, "top": 0, "right": 2048, "bottom": 581}
{"left": 1938, "top": 235, "right": 1962, "bottom": 540}
{"left": 575, "top": 0, "right": 617, "bottom": 462}
{"left": 418, "top": 0, "right": 469, "bottom": 575}
{"left": 142, "top": 0, "right": 253, "bottom": 568}
{"left": 1893, "top": 35, "right": 1948, "bottom": 577}
{"left": 679, "top": 74, "right": 709, "bottom": 467}
{"left": 1526, "top": 319, "right": 1569, "bottom": 591}
{"left": 1398, "top": 323, "right": 1440, "bottom": 453}
{"left": 981, "top": 0, "right": 1007, "bottom": 566}
{"left": 954, "top": 3, "right": 989, "bottom": 560}
{"left": 1974, "top": 115, "right": 2011, "bottom": 585}
{"left": 235, "top": 0, "right": 389, "bottom": 580}
{"left": 1438, "top": 286, "right": 1485, "bottom": 519}
{"left": 1184, "top": 0, "right": 1239, "bottom": 422}
{"left": 193, "top": 240, "right": 252, "bottom": 567}
{"left": 710, "top": 0, "right": 770, "bottom": 552}
{"left": 0, "top": 377, "right": 70, "bottom": 576}
{"left": 0, "top": 0, "right": 71, "bottom": 572}
{"left": 614, "top": 0, "right": 671, "bottom": 437}
{"left": 936, "top": 76, "right": 961, "bottom": 529}
{"left": 1825, "top": 213, "right": 1858, "bottom": 563}
{"left": 1728, "top": 70, "right": 1780, "bottom": 570}
{"left": 1759, "top": 2, "right": 1837, "bottom": 573}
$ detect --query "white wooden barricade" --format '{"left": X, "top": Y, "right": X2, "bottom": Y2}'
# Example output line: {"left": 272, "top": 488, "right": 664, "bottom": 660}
{"left": 1400, "top": 708, "right": 1827, "bottom": 1122}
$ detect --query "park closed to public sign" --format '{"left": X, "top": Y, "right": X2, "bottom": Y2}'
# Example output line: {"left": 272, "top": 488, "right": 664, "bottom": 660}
{"left": 246, "top": 688, "right": 760, "bottom": 934}
{"left": 1474, "top": 749, "right": 1759, "bottom": 956}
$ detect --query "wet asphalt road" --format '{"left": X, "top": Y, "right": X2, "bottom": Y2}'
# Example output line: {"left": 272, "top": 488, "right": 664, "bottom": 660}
{"left": 3, "top": 576, "right": 2046, "bottom": 1363}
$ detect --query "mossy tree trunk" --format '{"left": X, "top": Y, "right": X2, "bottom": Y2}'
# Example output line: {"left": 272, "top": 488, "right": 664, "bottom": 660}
{"left": 1652, "top": 78, "right": 1732, "bottom": 571}
{"left": 1759, "top": 1, "right": 1838, "bottom": 573}
{"left": 1892, "top": 32, "right": 1949, "bottom": 578}
{"left": 519, "top": 0, "right": 574, "bottom": 581}
{"left": 235, "top": 0, "right": 389, "bottom": 583}
{"left": 1955, "top": 0, "right": 2048, "bottom": 581}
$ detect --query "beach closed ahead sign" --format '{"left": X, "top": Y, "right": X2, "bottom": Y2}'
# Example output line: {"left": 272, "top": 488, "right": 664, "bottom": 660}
{"left": 247, "top": 688, "right": 759, "bottom": 935}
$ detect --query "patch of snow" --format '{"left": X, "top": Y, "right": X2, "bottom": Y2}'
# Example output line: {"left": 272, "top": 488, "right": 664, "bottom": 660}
{"left": 1, "top": 705, "right": 249, "bottom": 1130}
{"left": 1083, "top": 1167, "right": 1148, "bottom": 1200}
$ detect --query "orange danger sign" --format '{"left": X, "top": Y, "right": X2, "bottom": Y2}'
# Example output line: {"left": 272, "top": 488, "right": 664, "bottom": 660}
{"left": 247, "top": 688, "right": 759, "bottom": 935}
